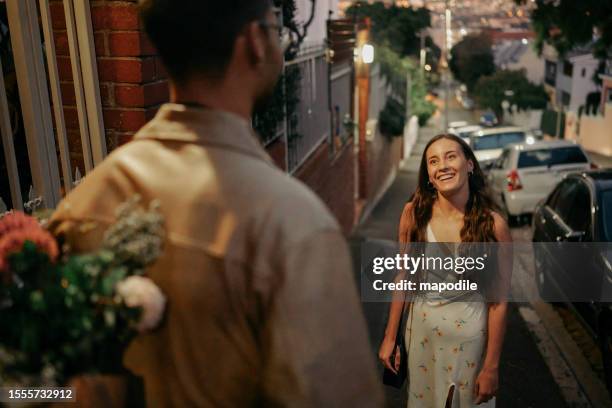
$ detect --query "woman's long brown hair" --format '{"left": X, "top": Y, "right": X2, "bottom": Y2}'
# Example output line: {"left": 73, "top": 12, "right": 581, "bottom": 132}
{"left": 407, "top": 133, "right": 499, "bottom": 243}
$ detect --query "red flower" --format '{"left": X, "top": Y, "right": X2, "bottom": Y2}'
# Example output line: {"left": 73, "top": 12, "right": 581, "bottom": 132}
{"left": 0, "top": 212, "right": 40, "bottom": 237}
{"left": 0, "top": 212, "right": 59, "bottom": 281}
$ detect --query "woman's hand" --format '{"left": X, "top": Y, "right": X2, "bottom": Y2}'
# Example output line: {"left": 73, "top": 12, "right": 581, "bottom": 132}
{"left": 378, "top": 336, "right": 401, "bottom": 373}
{"left": 473, "top": 366, "right": 498, "bottom": 404}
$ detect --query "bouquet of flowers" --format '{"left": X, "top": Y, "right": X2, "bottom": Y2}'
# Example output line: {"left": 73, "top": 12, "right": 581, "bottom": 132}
{"left": 0, "top": 196, "right": 166, "bottom": 385}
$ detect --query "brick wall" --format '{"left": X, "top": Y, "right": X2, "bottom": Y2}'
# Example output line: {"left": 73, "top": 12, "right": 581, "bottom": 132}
{"left": 48, "top": 0, "right": 360, "bottom": 234}
{"left": 295, "top": 141, "right": 355, "bottom": 235}
{"left": 50, "top": 0, "right": 168, "bottom": 172}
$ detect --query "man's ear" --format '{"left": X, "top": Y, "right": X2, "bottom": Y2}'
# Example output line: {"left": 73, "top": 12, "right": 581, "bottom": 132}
{"left": 243, "top": 21, "right": 266, "bottom": 66}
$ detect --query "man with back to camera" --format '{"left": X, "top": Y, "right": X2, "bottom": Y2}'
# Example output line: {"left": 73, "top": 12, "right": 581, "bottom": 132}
{"left": 49, "top": 0, "right": 383, "bottom": 406}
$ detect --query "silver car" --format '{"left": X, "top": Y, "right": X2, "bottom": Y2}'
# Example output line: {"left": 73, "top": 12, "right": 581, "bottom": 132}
{"left": 487, "top": 140, "right": 594, "bottom": 221}
{"left": 470, "top": 126, "right": 527, "bottom": 168}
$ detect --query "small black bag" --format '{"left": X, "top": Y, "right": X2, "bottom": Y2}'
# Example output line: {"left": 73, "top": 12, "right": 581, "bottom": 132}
{"left": 382, "top": 303, "right": 412, "bottom": 389}
{"left": 382, "top": 331, "right": 407, "bottom": 388}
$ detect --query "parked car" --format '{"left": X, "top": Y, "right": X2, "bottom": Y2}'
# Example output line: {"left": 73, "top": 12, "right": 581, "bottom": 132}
{"left": 531, "top": 170, "right": 612, "bottom": 392}
{"left": 448, "top": 121, "right": 468, "bottom": 133}
{"left": 451, "top": 125, "right": 482, "bottom": 145}
{"left": 487, "top": 140, "right": 593, "bottom": 222}
{"left": 479, "top": 111, "right": 498, "bottom": 127}
{"left": 469, "top": 126, "right": 526, "bottom": 168}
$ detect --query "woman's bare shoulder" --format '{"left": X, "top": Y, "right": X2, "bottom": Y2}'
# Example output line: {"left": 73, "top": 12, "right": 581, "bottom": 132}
{"left": 491, "top": 211, "right": 512, "bottom": 242}
{"left": 400, "top": 201, "right": 414, "bottom": 222}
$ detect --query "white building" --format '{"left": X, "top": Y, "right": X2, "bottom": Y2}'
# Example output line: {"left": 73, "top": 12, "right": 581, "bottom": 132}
{"left": 543, "top": 43, "right": 600, "bottom": 113}
{"left": 295, "top": 0, "right": 339, "bottom": 50}
{"left": 494, "top": 40, "right": 544, "bottom": 85}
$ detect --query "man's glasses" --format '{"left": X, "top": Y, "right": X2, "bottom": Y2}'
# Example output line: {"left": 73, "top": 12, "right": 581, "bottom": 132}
{"left": 259, "top": 7, "right": 292, "bottom": 53}
{"left": 258, "top": 22, "right": 292, "bottom": 53}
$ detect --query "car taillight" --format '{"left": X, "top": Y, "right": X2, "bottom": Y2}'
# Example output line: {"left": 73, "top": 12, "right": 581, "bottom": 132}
{"left": 590, "top": 163, "right": 599, "bottom": 169}
{"left": 506, "top": 169, "right": 522, "bottom": 191}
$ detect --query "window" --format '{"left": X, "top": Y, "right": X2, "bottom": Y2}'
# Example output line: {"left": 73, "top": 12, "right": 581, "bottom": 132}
{"left": 471, "top": 132, "right": 525, "bottom": 151}
{"left": 563, "top": 60, "right": 573, "bottom": 77}
{"left": 602, "top": 190, "right": 612, "bottom": 241}
{"left": 561, "top": 91, "right": 571, "bottom": 107}
{"left": 549, "top": 179, "right": 579, "bottom": 221}
{"left": 545, "top": 60, "right": 557, "bottom": 86}
{"left": 566, "top": 182, "right": 591, "bottom": 235}
{"left": 471, "top": 135, "right": 499, "bottom": 151}
{"left": 518, "top": 147, "right": 588, "bottom": 168}
{"left": 498, "top": 132, "right": 525, "bottom": 147}
{"left": 581, "top": 68, "right": 586, "bottom": 77}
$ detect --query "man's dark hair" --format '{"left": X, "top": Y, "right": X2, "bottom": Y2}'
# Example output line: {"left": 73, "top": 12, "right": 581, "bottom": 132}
{"left": 140, "top": 0, "right": 273, "bottom": 82}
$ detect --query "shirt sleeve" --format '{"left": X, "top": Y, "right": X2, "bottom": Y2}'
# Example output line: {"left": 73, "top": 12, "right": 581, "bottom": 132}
{"left": 259, "top": 229, "right": 384, "bottom": 407}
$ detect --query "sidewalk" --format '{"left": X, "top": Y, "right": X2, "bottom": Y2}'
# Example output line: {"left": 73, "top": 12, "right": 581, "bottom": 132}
{"left": 349, "top": 112, "right": 568, "bottom": 407}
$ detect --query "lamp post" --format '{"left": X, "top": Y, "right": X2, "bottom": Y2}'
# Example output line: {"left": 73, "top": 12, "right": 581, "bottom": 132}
{"left": 355, "top": 18, "right": 373, "bottom": 200}
{"left": 443, "top": 0, "right": 452, "bottom": 131}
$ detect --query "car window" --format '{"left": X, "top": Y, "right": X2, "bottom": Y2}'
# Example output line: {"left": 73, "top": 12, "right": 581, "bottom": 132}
{"left": 498, "top": 132, "right": 525, "bottom": 146}
{"left": 471, "top": 132, "right": 524, "bottom": 151}
{"left": 518, "top": 146, "right": 588, "bottom": 168}
{"left": 549, "top": 179, "right": 579, "bottom": 220}
{"left": 566, "top": 181, "right": 591, "bottom": 235}
{"left": 472, "top": 135, "right": 499, "bottom": 151}
{"left": 602, "top": 190, "right": 612, "bottom": 241}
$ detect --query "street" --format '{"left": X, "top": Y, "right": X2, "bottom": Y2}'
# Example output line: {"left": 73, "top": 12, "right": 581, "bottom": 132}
{"left": 350, "top": 98, "right": 612, "bottom": 407}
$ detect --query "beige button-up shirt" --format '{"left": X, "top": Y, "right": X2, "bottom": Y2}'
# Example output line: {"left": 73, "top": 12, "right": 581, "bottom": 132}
{"left": 49, "top": 104, "right": 383, "bottom": 407}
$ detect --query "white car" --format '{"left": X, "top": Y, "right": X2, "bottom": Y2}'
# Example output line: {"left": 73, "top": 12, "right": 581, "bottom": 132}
{"left": 451, "top": 125, "right": 482, "bottom": 145}
{"left": 487, "top": 140, "right": 594, "bottom": 220}
{"left": 469, "top": 127, "right": 527, "bottom": 167}
{"left": 448, "top": 120, "right": 469, "bottom": 131}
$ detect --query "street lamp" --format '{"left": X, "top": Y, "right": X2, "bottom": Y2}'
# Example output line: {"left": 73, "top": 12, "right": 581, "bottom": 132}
{"left": 360, "top": 43, "right": 375, "bottom": 64}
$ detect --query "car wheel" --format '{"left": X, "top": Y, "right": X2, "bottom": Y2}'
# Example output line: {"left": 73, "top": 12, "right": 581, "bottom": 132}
{"left": 601, "top": 317, "right": 612, "bottom": 395}
{"left": 534, "top": 252, "right": 556, "bottom": 302}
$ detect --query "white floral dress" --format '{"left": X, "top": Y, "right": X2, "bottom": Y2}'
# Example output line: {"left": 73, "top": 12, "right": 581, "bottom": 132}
{"left": 405, "top": 225, "right": 495, "bottom": 407}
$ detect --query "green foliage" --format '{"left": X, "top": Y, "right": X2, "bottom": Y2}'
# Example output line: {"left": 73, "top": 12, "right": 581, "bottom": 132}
{"left": 515, "top": 0, "right": 612, "bottom": 63}
{"left": 473, "top": 69, "right": 549, "bottom": 118}
{"left": 379, "top": 97, "right": 405, "bottom": 137}
{"left": 253, "top": 0, "right": 301, "bottom": 144}
{"left": 449, "top": 33, "right": 496, "bottom": 92}
{"left": 345, "top": 1, "right": 439, "bottom": 61}
{"left": 515, "top": 0, "right": 612, "bottom": 85}
{"left": 0, "top": 248, "right": 139, "bottom": 383}
{"left": 376, "top": 45, "right": 437, "bottom": 128}
{"left": 0, "top": 200, "right": 164, "bottom": 384}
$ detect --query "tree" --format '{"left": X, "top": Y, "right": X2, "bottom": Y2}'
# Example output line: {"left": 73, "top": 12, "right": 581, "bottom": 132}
{"left": 377, "top": 46, "right": 436, "bottom": 128}
{"left": 449, "top": 33, "right": 496, "bottom": 92}
{"left": 345, "top": 1, "right": 438, "bottom": 59}
{"left": 516, "top": 0, "right": 612, "bottom": 60}
{"left": 473, "top": 69, "right": 548, "bottom": 119}
{"left": 515, "top": 0, "right": 612, "bottom": 82}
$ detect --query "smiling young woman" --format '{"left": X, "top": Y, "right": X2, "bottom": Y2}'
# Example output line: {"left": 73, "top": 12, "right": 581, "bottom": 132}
{"left": 378, "top": 133, "right": 512, "bottom": 407}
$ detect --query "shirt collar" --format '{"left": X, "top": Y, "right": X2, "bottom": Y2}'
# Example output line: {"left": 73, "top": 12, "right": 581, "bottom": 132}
{"left": 134, "top": 103, "right": 275, "bottom": 166}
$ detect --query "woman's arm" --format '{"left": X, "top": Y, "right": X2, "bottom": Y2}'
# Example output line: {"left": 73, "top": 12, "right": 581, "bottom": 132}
{"left": 378, "top": 202, "right": 413, "bottom": 373}
{"left": 475, "top": 212, "right": 512, "bottom": 404}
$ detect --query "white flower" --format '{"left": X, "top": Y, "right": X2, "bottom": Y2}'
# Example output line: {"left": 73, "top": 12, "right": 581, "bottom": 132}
{"left": 116, "top": 276, "right": 166, "bottom": 332}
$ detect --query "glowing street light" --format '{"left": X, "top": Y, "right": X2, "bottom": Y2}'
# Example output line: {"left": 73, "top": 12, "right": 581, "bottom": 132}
{"left": 361, "top": 43, "right": 375, "bottom": 64}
